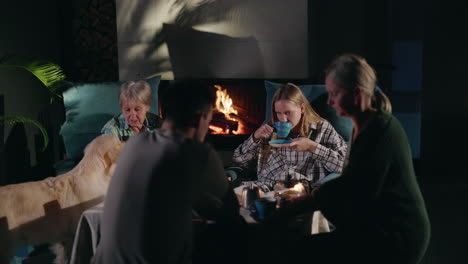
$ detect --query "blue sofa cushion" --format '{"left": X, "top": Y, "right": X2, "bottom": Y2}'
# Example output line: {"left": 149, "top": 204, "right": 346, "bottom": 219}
{"left": 264, "top": 80, "right": 353, "bottom": 141}
{"left": 60, "top": 75, "right": 161, "bottom": 159}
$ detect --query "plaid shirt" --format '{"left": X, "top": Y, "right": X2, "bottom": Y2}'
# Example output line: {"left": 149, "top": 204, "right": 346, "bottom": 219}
{"left": 101, "top": 112, "right": 161, "bottom": 141}
{"left": 233, "top": 120, "right": 347, "bottom": 187}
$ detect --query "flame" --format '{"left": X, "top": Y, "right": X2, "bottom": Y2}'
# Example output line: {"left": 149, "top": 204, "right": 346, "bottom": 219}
{"left": 292, "top": 183, "right": 305, "bottom": 193}
{"left": 215, "top": 85, "right": 238, "bottom": 118}
{"left": 210, "top": 85, "right": 245, "bottom": 134}
{"left": 209, "top": 125, "right": 224, "bottom": 134}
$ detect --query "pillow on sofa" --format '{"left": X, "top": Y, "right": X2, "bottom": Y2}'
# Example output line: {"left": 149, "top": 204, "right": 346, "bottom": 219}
{"left": 60, "top": 75, "right": 161, "bottom": 159}
{"left": 264, "top": 80, "right": 353, "bottom": 141}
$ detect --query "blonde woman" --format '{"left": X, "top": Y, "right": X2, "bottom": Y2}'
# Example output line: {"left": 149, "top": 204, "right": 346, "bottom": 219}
{"left": 268, "top": 54, "right": 430, "bottom": 264}
{"left": 233, "top": 82, "right": 347, "bottom": 188}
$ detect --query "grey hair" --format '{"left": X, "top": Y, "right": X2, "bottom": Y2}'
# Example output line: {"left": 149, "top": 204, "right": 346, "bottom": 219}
{"left": 118, "top": 80, "right": 152, "bottom": 107}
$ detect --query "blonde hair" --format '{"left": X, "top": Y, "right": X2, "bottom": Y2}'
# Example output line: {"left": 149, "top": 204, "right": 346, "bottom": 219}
{"left": 325, "top": 54, "right": 392, "bottom": 113}
{"left": 270, "top": 83, "right": 323, "bottom": 137}
{"left": 119, "top": 80, "right": 152, "bottom": 107}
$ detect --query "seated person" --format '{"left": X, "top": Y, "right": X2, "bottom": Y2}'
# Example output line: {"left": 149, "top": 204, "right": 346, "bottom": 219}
{"left": 101, "top": 80, "right": 161, "bottom": 141}
{"left": 232, "top": 82, "right": 347, "bottom": 190}
{"left": 265, "top": 54, "right": 430, "bottom": 264}
{"left": 92, "top": 80, "right": 244, "bottom": 264}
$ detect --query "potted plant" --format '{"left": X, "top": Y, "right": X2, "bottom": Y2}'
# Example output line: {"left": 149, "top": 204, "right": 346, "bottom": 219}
{"left": 0, "top": 55, "right": 66, "bottom": 151}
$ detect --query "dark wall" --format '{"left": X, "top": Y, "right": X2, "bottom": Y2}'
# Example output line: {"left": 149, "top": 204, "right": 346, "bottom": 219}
{"left": 308, "top": 0, "right": 392, "bottom": 89}
{"left": 421, "top": 0, "right": 468, "bottom": 181}
{"left": 420, "top": 2, "right": 468, "bottom": 260}
{"left": 0, "top": 0, "right": 118, "bottom": 183}
{"left": 307, "top": 0, "right": 465, "bottom": 171}
{"left": 60, "top": 0, "right": 118, "bottom": 82}
{"left": 308, "top": 2, "right": 468, "bottom": 262}
{"left": 0, "top": 0, "right": 64, "bottom": 183}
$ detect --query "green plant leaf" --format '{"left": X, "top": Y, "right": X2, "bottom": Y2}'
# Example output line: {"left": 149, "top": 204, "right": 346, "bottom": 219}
{"left": 0, "top": 115, "right": 49, "bottom": 152}
{"left": 0, "top": 56, "right": 66, "bottom": 96}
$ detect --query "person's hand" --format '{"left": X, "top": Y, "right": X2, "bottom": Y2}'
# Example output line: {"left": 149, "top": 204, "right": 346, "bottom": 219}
{"left": 253, "top": 124, "right": 274, "bottom": 142}
{"left": 284, "top": 137, "right": 318, "bottom": 152}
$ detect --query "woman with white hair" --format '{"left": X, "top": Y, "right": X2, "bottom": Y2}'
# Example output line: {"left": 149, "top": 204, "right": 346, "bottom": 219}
{"left": 101, "top": 80, "right": 161, "bottom": 141}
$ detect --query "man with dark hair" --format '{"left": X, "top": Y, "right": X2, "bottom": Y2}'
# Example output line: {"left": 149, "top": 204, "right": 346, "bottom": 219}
{"left": 93, "top": 80, "right": 244, "bottom": 264}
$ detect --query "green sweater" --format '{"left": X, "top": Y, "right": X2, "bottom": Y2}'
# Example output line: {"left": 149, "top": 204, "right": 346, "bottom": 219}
{"left": 315, "top": 110, "right": 430, "bottom": 263}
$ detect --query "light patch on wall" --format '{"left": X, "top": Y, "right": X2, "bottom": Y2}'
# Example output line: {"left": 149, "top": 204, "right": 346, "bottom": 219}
{"left": 192, "top": 22, "right": 246, "bottom": 38}
{"left": 116, "top": 0, "right": 308, "bottom": 80}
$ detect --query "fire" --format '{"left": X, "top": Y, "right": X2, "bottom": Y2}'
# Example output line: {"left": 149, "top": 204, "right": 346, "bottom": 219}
{"left": 209, "top": 125, "right": 224, "bottom": 134}
{"left": 215, "top": 85, "right": 238, "bottom": 118}
{"left": 292, "top": 182, "right": 305, "bottom": 194}
{"left": 210, "top": 85, "right": 245, "bottom": 134}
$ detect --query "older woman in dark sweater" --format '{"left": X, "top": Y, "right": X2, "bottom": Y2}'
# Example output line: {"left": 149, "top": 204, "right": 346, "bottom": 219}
{"left": 267, "top": 54, "right": 430, "bottom": 264}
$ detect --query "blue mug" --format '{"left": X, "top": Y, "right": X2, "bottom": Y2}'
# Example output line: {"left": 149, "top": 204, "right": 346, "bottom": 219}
{"left": 254, "top": 197, "right": 277, "bottom": 220}
{"left": 273, "top": 121, "right": 292, "bottom": 138}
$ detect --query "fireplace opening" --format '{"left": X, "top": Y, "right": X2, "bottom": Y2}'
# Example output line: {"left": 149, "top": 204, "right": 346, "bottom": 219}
{"left": 207, "top": 80, "right": 266, "bottom": 150}
{"left": 159, "top": 80, "right": 266, "bottom": 150}
{"left": 209, "top": 82, "right": 265, "bottom": 135}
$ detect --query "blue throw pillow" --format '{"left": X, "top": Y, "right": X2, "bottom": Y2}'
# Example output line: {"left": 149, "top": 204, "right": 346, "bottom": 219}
{"left": 264, "top": 80, "right": 353, "bottom": 141}
{"left": 60, "top": 75, "right": 161, "bottom": 159}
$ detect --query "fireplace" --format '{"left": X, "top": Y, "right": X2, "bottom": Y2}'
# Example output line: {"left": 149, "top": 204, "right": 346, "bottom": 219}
{"left": 158, "top": 80, "right": 267, "bottom": 150}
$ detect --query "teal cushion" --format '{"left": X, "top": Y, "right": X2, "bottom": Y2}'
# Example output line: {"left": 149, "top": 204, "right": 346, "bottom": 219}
{"left": 264, "top": 80, "right": 353, "bottom": 141}
{"left": 60, "top": 75, "right": 161, "bottom": 159}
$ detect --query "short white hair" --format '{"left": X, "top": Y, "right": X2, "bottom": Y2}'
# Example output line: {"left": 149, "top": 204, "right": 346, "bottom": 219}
{"left": 118, "top": 80, "right": 151, "bottom": 107}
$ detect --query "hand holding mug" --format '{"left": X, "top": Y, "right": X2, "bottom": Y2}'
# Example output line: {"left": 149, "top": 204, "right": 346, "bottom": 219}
{"left": 285, "top": 138, "right": 318, "bottom": 152}
{"left": 253, "top": 124, "right": 274, "bottom": 142}
{"left": 272, "top": 121, "right": 293, "bottom": 138}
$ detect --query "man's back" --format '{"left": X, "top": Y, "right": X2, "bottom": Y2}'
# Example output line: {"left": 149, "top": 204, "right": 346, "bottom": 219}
{"left": 93, "top": 129, "right": 241, "bottom": 264}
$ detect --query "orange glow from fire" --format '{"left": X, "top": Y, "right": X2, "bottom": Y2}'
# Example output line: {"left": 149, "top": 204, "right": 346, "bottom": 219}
{"left": 210, "top": 85, "right": 246, "bottom": 134}
{"left": 292, "top": 182, "right": 306, "bottom": 194}
{"left": 215, "top": 85, "right": 238, "bottom": 118}
{"left": 209, "top": 125, "right": 224, "bottom": 133}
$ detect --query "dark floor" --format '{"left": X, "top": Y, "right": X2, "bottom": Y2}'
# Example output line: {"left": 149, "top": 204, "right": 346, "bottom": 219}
{"left": 418, "top": 180, "right": 468, "bottom": 263}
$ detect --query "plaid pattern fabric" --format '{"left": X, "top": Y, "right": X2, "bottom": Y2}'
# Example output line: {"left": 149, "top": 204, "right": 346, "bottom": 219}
{"left": 101, "top": 112, "right": 161, "bottom": 141}
{"left": 233, "top": 120, "right": 347, "bottom": 187}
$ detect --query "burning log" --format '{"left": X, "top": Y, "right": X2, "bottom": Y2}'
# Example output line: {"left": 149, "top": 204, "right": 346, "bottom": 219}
{"left": 210, "top": 84, "right": 259, "bottom": 134}
{"left": 211, "top": 112, "right": 239, "bottom": 134}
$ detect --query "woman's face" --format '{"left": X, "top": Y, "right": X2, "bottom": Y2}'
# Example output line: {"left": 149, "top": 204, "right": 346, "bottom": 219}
{"left": 325, "top": 76, "right": 355, "bottom": 117}
{"left": 274, "top": 99, "right": 304, "bottom": 129}
{"left": 121, "top": 99, "right": 150, "bottom": 130}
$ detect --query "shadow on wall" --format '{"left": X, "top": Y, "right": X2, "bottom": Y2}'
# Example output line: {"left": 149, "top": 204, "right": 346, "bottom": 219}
{"left": 4, "top": 123, "right": 31, "bottom": 185}
{"left": 142, "top": 0, "right": 245, "bottom": 76}
{"left": 2, "top": 116, "right": 59, "bottom": 186}
{"left": 163, "top": 23, "right": 265, "bottom": 79}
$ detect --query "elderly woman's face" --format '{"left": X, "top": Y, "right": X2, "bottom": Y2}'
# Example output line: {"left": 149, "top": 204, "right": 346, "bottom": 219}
{"left": 121, "top": 99, "right": 150, "bottom": 131}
